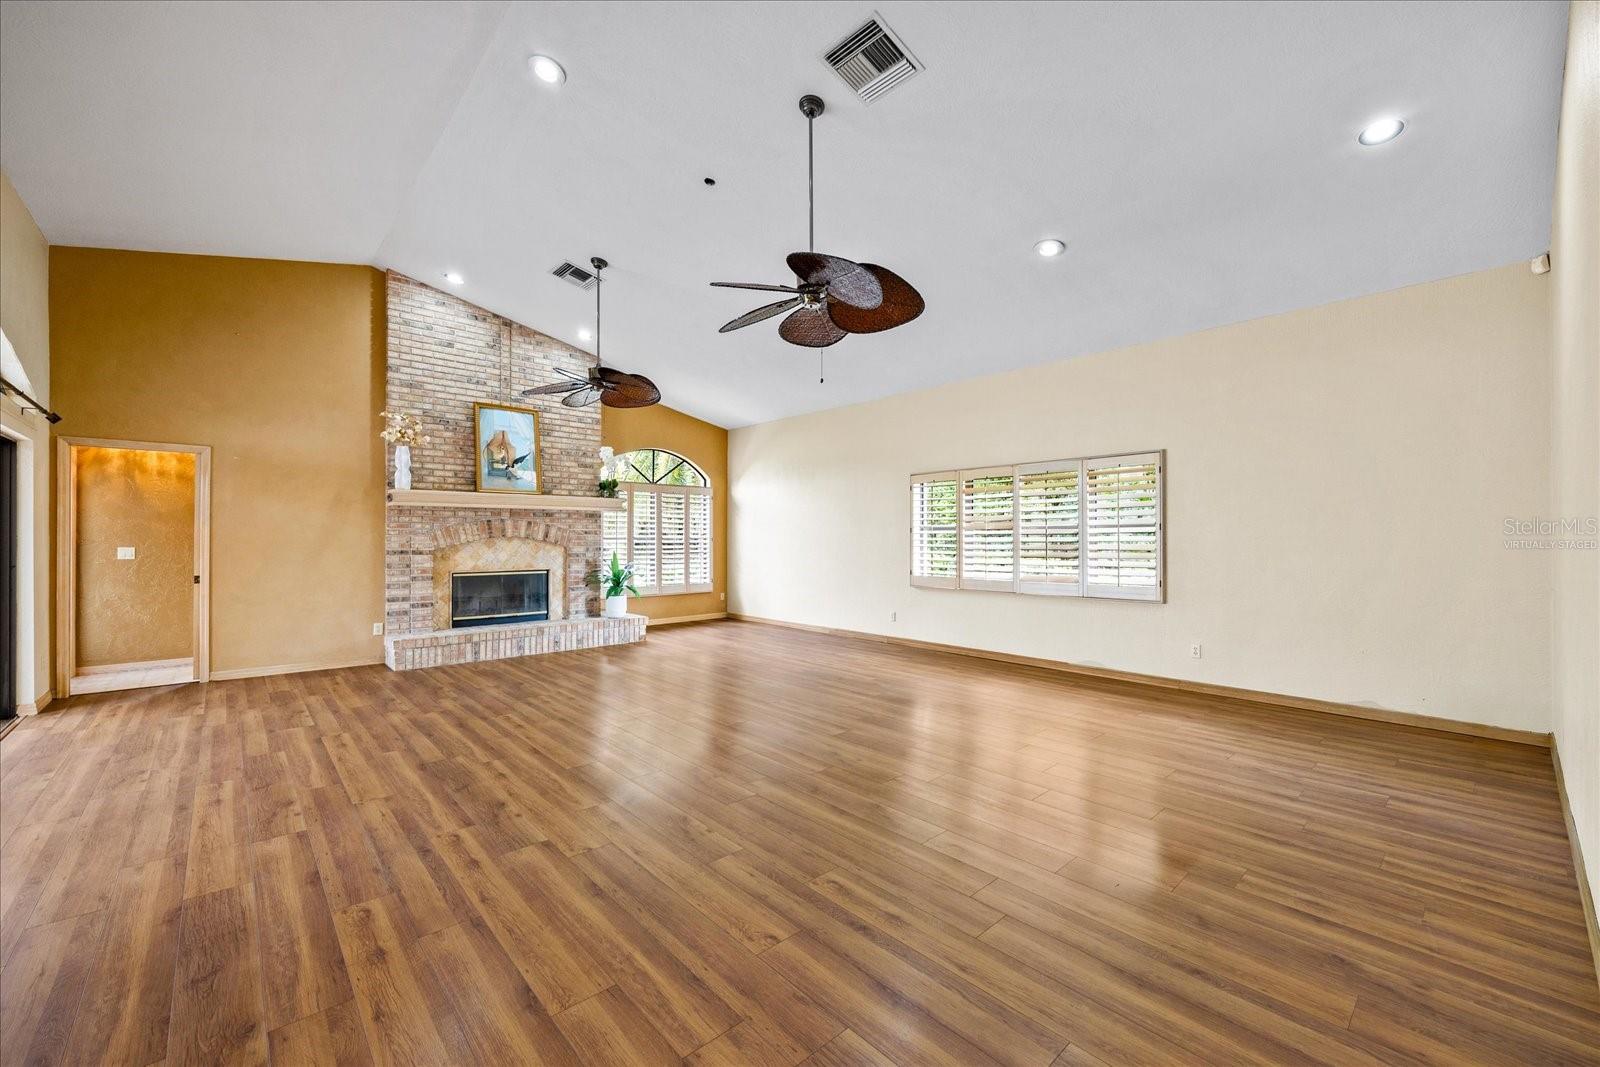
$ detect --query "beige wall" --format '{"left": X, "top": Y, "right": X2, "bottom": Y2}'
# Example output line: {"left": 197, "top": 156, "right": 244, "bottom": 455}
{"left": 603, "top": 403, "right": 729, "bottom": 621}
{"left": 731, "top": 262, "right": 1552, "bottom": 731}
{"left": 73, "top": 447, "right": 195, "bottom": 667}
{"left": 1551, "top": 0, "right": 1599, "bottom": 903}
{"left": 0, "top": 170, "right": 52, "bottom": 709}
{"left": 50, "top": 248, "right": 386, "bottom": 677}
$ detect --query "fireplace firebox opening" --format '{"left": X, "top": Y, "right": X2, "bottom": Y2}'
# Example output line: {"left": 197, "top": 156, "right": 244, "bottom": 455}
{"left": 450, "top": 569, "right": 550, "bottom": 628}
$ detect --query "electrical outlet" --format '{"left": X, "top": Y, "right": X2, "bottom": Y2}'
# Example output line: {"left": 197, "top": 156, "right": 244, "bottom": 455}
{"left": 1190, "top": 643, "right": 1202, "bottom": 659}
{"left": 372, "top": 622, "right": 384, "bottom": 636}
{"left": 116, "top": 546, "right": 136, "bottom": 560}
{"left": 720, "top": 592, "right": 726, "bottom": 602}
{"left": 891, "top": 611, "right": 898, "bottom": 623}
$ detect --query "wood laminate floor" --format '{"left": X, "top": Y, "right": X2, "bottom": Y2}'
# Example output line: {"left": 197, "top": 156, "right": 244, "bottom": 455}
{"left": 1, "top": 620, "right": 1596, "bottom": 1066}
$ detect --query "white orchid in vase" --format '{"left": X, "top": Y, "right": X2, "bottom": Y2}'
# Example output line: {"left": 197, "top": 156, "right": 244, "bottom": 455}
{"left": 597, "top": 446, "right": 620, "bottom": 497}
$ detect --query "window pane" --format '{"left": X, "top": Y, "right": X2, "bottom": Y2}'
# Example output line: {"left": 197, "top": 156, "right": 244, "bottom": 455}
{"left": 659, "top": 492, "right": 686, "bottom": 587}
{"left": 1085, "top": 460, "right": 1160, "bottom": 591}
{"left": 961, "top": 473, "right": 1015, "bottom": 585}
{"left": 1019, "top": 466, "right": 1080, "bottom": 586}
{"left": 602, "top": 491, "right": 629, "bottom": 566}
{"left": 659, "top": 458, "right": 706, "bottom": 486}
{"left": 613, "top": 448, "right": 706, "bottom": 486}
{"left": 631, "top": 489, "right": 657, "bottom": 589}
{"left": 911, "top": 478, "right": 958, "bottom": 579}
{"left": 618, "top": 450, "right": 653, "bottom": 483}
{"left": 688, "top": 494, "right": 712, "bottom": 586}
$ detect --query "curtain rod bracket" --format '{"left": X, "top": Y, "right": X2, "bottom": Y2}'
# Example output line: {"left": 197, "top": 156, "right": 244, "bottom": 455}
{"left": 0, "top": 375, "right": 61, "bottom": 423}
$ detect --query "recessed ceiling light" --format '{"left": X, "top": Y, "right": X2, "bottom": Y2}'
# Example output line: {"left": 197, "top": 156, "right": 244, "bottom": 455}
{"left": 578, "top": 327, "right": 593, "bottom": 341}
{"left": 529, "top": 54, "right": 566, "bottom": 86}
{"left": 443, "top": 271, "right": 464, "bottom": 286}
{"left": 1358, "top": 117, "right": 1405, "bottom": 146}
{"left": 1035, "top": 238, "right": 1066, "bottom": 258}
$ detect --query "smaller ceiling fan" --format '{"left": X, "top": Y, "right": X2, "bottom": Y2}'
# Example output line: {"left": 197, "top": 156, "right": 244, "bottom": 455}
{"left": 522, "top": 257, "right": 660, "bottom": 408}
{"left": 712, "top": 95, "right": 924, "bottom": 356}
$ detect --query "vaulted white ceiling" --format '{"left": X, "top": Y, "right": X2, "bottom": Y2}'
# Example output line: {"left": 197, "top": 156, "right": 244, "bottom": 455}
{"left": 0, "top": 1, "right": 1569, "bottom": 427}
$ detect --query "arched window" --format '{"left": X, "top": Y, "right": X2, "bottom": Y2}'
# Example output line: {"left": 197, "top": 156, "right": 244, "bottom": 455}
{"left": 602, "top": 448, "right": 712, "bottom": 595}
{"left": 616, "top": 448, "right": 707, "bottom": 487}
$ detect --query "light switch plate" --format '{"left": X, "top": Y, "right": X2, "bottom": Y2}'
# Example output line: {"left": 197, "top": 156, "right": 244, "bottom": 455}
{"left": 117, "top": 546, "right": 136, "bottom": 560}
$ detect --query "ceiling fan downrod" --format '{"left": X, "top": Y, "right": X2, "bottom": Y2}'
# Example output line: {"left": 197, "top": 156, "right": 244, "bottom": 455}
{"left": 799, "top": 94, "right": 823, "bottom": 254}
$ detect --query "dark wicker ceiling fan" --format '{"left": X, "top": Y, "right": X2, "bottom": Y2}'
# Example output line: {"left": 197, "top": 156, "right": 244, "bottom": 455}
{"left": 711, "top": 95, "right": 924, "bottom": 355}
{"left": 521, "top": 257, "right": 660, "bottom": 408}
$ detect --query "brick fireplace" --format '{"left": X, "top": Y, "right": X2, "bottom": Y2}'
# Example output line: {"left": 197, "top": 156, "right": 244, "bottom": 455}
{"left": 381, "top": 273, "right": 644, "bottom": 669}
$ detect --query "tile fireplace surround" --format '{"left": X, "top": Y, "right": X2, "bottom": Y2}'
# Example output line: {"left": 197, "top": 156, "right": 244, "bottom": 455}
{"left": 382, "top": 273, "right": 646, "bottom": 670}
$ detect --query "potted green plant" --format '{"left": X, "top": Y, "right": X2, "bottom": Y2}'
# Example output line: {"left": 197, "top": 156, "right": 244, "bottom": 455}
{"left": 588, "top": 551, "right": 639, "bottom": 618}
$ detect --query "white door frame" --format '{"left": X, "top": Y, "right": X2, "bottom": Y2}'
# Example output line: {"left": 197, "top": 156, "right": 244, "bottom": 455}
{"left": 0, "top": 403, "right": 39, "bottom": 712}
{"left": 55, "top": 437, "right": 212, "bottom": 696}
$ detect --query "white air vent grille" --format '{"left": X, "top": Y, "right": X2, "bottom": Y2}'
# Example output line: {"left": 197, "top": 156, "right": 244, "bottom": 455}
{"left": 551, "top": 262, "right": 597, "bottom": 290}
{"left": 823, "top": 14, "right": 921, "bottom": 103}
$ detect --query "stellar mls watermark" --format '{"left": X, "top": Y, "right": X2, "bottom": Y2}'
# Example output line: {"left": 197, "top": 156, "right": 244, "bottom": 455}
{"left": 1503, "top": 516, "right": 1598, "bottom": 549}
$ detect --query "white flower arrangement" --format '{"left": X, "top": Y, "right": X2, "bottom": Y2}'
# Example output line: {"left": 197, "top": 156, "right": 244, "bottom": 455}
{"left": 379, "top": 411, "right": 431, "bottom": 447}
{"left": 597, "top": 445, "right": 620, "bottom": 497}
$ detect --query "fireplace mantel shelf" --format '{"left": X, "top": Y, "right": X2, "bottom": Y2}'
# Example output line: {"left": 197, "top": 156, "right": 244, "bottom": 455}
{"left": 386, "top": 488, "right": 624, "bottom": 512}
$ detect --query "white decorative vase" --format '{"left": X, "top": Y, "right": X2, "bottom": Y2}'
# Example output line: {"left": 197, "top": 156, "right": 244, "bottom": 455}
{"left": 604, "top": 594, "right": 628, "bottom": 619}
{"left": 393, "top": 445, "right": 412, "bottom": 490}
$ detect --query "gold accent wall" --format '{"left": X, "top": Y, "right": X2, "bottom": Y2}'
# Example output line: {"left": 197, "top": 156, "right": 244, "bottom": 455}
{"left": 50, "top": 248, "right": 387, "bottom": 676}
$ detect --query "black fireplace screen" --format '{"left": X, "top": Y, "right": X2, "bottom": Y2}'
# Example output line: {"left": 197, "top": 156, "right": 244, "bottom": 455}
{"left": 450, "top": 569, "right": 550, "bottom": 628}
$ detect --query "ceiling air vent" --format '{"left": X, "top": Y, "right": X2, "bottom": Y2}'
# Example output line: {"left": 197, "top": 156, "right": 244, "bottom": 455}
{"left": 823, "top": 14, "right": 922, "bottom": 104}
{"left": 550, "top": 261, "right": 597, "bottom": 290}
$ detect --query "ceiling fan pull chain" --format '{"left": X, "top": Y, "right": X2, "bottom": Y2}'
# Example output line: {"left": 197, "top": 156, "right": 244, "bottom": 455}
{"left": 819, "top": 348, "right": 825, "bottom": 384}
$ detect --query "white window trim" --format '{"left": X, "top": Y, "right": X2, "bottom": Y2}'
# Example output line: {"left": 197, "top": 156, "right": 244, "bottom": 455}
{"left": 617, "top": 482, "right": 714, "bottom": 597}
{"left": 910, "top": 450, "right": 1164, "bottom": 603}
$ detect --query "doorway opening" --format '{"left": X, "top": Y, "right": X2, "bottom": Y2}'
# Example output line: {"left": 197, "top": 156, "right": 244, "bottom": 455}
{"left": 56, "top": 438, "right": 211, "bottom": 696}
{"left": 2, "top": 435, "right": 16, "bottom": 721}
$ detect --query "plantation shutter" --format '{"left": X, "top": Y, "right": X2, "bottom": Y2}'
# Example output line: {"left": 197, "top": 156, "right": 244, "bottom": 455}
{"left": 1083, "top": 453, "right": 1162, "bottom": 600}
{"left": 630, "top": 490, "right": 658, "bottom": 593}
{"left": 658, "top": 491, "right": 687, "bottom": 591}
{"left": 602, "top": 492, "right": 629, "bottom": 569}
{"left": 687, "top": 490, "right": 713, "bottom": 590}
{"left": 1017, "top": 460, "right": 1082, "bottom": 595}
{"left": 960, "top": 468, "right": 1017, "bottom": 591}
{"left": 910, "top": 473, "right": 959, "bottom": 588}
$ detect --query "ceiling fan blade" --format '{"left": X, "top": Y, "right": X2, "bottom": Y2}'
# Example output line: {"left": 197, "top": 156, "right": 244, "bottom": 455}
{"left": 710, "top": 282, "right": 802, "bottom": 293}
{"left": 561, "top": 386, "right": 603, "bottom": 408}
{"left": 719, "top": 297, "right": 802, "bottom": 333}
{"left": 598, "top": 371, "right": 661, "bottom": 408}
{"left": 826, "top": 264, "right": 925, "bottom": 334}
{"left": 520, "top": 381, "right": 584, "bottom": 396}
{"left": 786, "top": 251, "right": 883, "bottom": 310}
{"left": 778, "top": 306, "right": 848, "bottom": 348}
